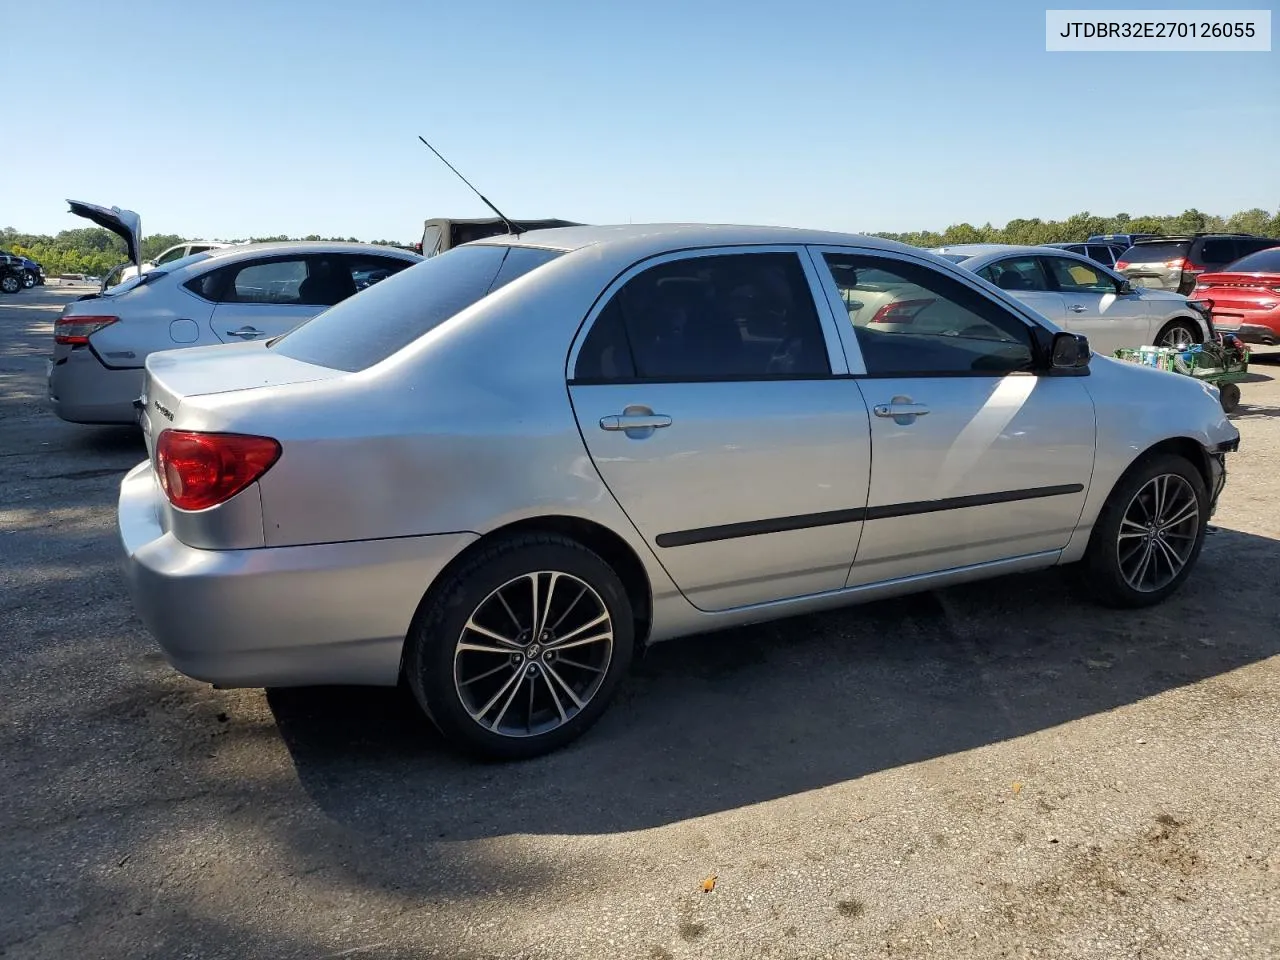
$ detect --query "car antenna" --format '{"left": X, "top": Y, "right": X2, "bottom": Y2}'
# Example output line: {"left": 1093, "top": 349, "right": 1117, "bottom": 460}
{"left": 417, "top": 135, "right": 523, "bottom": 236}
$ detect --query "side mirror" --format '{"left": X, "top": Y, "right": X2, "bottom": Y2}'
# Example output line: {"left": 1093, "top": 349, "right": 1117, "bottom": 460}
{"left": 1050, "top": 331, "right": 1091, "bottom": 373}
{"left": 1117, "top": 279, "right": 1135, "bottom": 295}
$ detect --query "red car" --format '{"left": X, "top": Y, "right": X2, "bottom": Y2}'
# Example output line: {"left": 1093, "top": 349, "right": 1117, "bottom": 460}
{"left": 1194, "top": 246, "right": 1280, "bottom": 345}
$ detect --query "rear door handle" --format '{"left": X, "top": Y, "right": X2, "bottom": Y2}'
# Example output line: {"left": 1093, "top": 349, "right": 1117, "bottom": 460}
{"left": 225, "top": 326, "right": 264, "bottom": 339}
{"left": 1067, "top": 304, "right": 1087, "bottom": 313}
{"left": 873, "top": 399, "right": 930, "bottom": 425}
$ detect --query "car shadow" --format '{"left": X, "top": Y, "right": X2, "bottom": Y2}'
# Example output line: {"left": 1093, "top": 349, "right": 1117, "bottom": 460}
{"left": 268, "top": 524, "right": 1280, "bottom": 844}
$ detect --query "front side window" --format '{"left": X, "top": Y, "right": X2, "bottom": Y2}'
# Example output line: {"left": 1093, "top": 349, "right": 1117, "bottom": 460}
{"left": 822, "top": 253, "right": 1035, "bottom": 376}
{"left": 1045, "top": 256, "right": 1115, "bottom": 293}
{"left": 574, "top": 252, "right": 830, "bottom": 381}
{"left": 977, "top": 256, "right": 1049, "bottom": 292}
{"left": 347, "top": 255, "right": 415, "bottom": 290}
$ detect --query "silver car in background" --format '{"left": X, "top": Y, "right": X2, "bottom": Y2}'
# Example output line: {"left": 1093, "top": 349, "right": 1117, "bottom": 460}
{"left": 932, "top": 244, "right": 1213, "bottom": 354}
{"left": 118, "top": 225, "right": 1238, "bottom": 759}
{"left": 49, "top": 241, "right": 422, "bottom": 424}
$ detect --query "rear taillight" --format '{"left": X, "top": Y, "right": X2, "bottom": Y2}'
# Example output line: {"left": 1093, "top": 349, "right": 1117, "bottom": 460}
{"left": 1115, "top": 260, "right": 1129, "bottom": 270}
{"left": 54, "top": 315, "right": 118, "bottom": 344}
{"left": 1179, "top": 260, "right": 1205, "bottom": 274}
{"left": 155, "top": 430, "right": 281, "bottom": 511}
{"left": 870, "top": 298, "right": 937, "bottom": 324}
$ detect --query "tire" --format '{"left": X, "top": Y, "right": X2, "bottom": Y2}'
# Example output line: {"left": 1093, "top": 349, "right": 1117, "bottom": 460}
{"left": 1081, "top": 453, "right": 1209, "bottom": 608}
{"left": 1155, "top": 319, "right": 1201, "bottom": 351}
{"left": 1218, "top": 382, "right": 1240, "bottom": 413}
{"left": 22, "top": 271, "right": 35, "bottom": 288}
{"left": 0, "top": 274, "right": 21, "bottom": 294}
{"left": 404, "top": 533, "right": 635, "bottom": 760}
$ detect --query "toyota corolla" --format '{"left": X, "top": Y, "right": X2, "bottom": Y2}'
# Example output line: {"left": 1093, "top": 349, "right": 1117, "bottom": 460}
{"left": 118, "top": 224, "right": 1239, "bottom": 758}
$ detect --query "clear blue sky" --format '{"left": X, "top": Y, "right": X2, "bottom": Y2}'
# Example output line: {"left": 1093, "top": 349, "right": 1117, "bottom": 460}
{"left": 4, "top": 0, "right": 1276, "bottom": 242}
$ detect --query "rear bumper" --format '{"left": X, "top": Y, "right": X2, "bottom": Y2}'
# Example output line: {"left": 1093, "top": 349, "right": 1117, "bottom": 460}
{"left": 48, "top": 348, "right": 144, "bottom": 424}
{"left": 1213, "top": 321, "right": 1278, "bottom": 346}
{"left": 118, "top": 461, "right": 478, "bottom": 688}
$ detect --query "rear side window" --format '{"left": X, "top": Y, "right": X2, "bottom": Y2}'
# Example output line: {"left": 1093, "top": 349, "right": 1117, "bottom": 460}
{"left": 1237, "top": 237, "right": 1280, "bottom": 257}
{"left": 977, "top": 256, "right": 1048, "bottom": 291}
{"left": 271, "top": 245, "right": 561, "bottom": 372}
{"left": 574, "top": 252, "right": 830, "bottom": 381}
{"left": 1199, "top": 238, "right": 1237, "bottom": 264}
{"left": 1222, "top": 247, "right": 1280, "bottom": 272}
{"left": 1124, "top": 241, "right": 1190, "bottom": 262}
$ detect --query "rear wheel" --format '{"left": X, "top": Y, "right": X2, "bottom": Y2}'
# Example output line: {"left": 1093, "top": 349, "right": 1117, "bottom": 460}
{"left": 1081, "top": 454, "right": 1208, "bottom": 608}
{"left": 0, "top": 274, "right": 21, "bottom": 294}
{"left": 1218, "top": 382, "right": 1241, "bottom": 413}
{"left": 1155, "top": 320, "right": 1200, "bottom": 351}
{"left": 404, "top": 534, "right": 634, "bottom": 760}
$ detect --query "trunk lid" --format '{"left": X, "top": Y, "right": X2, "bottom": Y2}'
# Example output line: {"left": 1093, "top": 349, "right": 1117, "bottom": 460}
{"left": 66, "top": 199, "right": 143, "bottom": 268}
{"left": 1197, "top": 272, "right": 1280, "bottom": 314}
{"left": 139, "top": 343, "right": 340, "bottom": 461}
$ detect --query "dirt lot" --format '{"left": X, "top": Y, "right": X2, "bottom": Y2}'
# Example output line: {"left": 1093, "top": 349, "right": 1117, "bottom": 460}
{"left": 1, "top": 284, "right": 1278, "bottom": 960}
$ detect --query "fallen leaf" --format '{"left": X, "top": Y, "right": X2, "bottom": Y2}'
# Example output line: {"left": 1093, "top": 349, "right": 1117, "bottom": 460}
{"left": 701, "top": 874, "right": 717, "bottom": 893}
{"left": 1011, "top": 782, "right": 1024, "bottom": 796}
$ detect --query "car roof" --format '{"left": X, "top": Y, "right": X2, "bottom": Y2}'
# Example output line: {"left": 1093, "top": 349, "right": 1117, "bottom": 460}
{"left": 944, "top": 245, "right": 1111, "bottom": 269}
{"left": 928, "top": 243, "right": 1029, "bottom": 257}
{"left": 477, "top": 223, "right": 925, "bottom": 259}
{"left": 193, "top": 241, "right": 423, "bottom": 264}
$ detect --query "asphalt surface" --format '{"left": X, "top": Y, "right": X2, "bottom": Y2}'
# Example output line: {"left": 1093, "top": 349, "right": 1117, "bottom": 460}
{"left": 2, "top": 284, "right": 1278, "bottom": 960}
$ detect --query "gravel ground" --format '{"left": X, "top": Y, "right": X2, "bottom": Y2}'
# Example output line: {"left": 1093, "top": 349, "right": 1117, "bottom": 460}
{"left": 2, "top": 285, "right": 1277, "bottom": 960}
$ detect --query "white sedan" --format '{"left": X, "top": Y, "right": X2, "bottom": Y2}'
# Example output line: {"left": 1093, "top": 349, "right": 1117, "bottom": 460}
{"left": 49, "top": 240, "right": 421, "bottom": 424}
{"left": 932, "top": 244, "right": 1213, "bottom": 356}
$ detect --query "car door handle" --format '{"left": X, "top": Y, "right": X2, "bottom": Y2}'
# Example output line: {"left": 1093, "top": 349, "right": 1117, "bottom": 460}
{"left": 599, "top": 413, "right": 672, "bottom": 432}
{"left": 225, "top": 326, "right": 264, "bottom": 339}
{"left": 873, "top": 400, "right": 930, "bottom": 424}
{"left": 1067, "top": 304, "right": 1087, "bottom": 313}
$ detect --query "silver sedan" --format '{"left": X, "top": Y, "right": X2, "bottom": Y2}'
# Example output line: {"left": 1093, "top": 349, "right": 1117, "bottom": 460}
{"left": 931, "top": 244, "right": 1213, "bottom": 355}
{"left": 118, "top": 225, "right": 1239, "bottom": 758}
{"left": 48, "top": 241, "right": 421, "bottom": 424}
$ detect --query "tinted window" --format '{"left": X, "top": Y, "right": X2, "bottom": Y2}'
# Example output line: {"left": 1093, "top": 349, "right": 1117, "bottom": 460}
{"left": 1124, "top": 241, "right": 1191, "bottom": 262}
{"left": 578, "top": 253, "right": 829, "bottom": 381}
{"left": 1045, "top": 256, "right": 1115, "bottom": 293}
{"left": 348, "top": 255, "right": 415, "bottom": 290}
{"left": 1222, "top": 247, "right": 1280, "bottom": 273}
{"left": 822, "top": 253, "right": 1034, "bottom": 376}
{"left": 272, "top": 244, "right": 561, "bottom": 372}
{"left": 1086, "top": 245, "right": 1118, "bottom": 266}
{"left": 155, "top": 246, "right": 189, "bottom": 265}
{"left": 1236, "top": 237, "right": 1280, "bottom": 257}
{"left": 228, "top": 259, "right": 309, "bottom": 304}
{"left": 1199, "top": 238, "right": 1237, "bottom": 264}
{"left": 977, "top": 256, "right": 1049, "bottom": 291}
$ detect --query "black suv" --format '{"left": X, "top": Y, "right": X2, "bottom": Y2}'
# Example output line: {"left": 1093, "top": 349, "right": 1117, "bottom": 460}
{"left": 0, "top": 254, "right": 27, "bottom": 294}
{"left": 1116, "top": 234, "right": 1280, "bottom": 294}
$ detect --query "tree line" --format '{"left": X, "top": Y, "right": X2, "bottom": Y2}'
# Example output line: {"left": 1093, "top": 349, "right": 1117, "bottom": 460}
{"left": 871, "top": 207, "right": 1280, "bottom": 249}
{"left": 4, "top": 208, "right": 1279, "bottom": 276}
{"left": 0, "top": 227, "right": 413, "bottom": 278}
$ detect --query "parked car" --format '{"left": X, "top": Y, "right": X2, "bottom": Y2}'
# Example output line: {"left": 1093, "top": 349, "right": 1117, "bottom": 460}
{"left": 1116, "top": 234, "right": 1280, "bottom": 295}
{"left": 118, "top": 241, "right": 237, "bottom": 283}
{"left": 117, "top": 224, "right": 1239, "bottom": 759}
{"left": 0, "top": 254, "right": 26, "bottom": 294}
{"left": 49, "top": 240, "right": 422, "bottom": 424}
{"left": 930, "top": 244, "right": 1212, "bottom": 354}
{"left": 1, "top": 250, "right": 45, "bottom": 287}
{"left": 1087, "top": 233, "right": 1159, "bottom": 248}
{"left": 1040, "top": 241, "right": 1127, "bottom": 268}
{"left": 419, "top": 216, "right": 580, "bottom": 257}
{"left": 1192, "top": 245, "right": 1280, "bottom": 345}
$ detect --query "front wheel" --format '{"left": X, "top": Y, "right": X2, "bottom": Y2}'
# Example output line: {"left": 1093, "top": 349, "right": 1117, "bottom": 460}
{"left": 1081, "top": 454, "right": 1208, "bottom": 608}
{"left": 1155, "top": 320, "right": 1200, "bottom": 351}
{"left": 404, "top": 534, "right": 634, "bottom": 760}
{"left": 22, "top": 271, "right": 36, "bottom": 288}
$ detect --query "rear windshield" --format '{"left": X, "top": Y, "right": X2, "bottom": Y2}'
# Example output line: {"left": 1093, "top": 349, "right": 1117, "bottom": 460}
{"left": 271, "top": 244, "right": 562, "bottom": 372}
{"left": 1222, "top": 247, "right": 1280, "bottom": 273}
{"left": 1122, "top": 240, "right": 1190, "bottom": 262}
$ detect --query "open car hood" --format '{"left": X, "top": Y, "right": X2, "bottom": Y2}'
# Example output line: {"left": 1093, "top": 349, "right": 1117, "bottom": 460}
{"left": 66, "top": 199, "right": 142, "bottom": 266}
